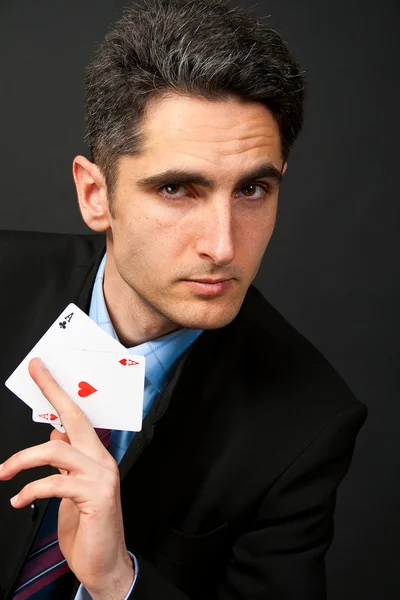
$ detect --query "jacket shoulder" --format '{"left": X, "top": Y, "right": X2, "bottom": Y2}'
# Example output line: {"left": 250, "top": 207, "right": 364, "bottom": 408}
{"left": 0, "top": 230, "right": 106, "bottom": 317}
{"left": 0, "top": 229, "right": 104, "bottom": 268}
{"left": 230, "top": 285, "right": 366, "bottom": 419}
{"left": 0, "top": 230, "right": 105, "bottom": 280}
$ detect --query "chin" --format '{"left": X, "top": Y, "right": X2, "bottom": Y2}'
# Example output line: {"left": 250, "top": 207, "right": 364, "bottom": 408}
{"left": 172, "top": 299, "right": 243, "bottom": 331}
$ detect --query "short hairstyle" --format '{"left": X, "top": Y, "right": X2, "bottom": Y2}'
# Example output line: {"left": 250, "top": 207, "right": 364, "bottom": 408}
{"left": 84, "top": 0, "right": 305, "bottom": 199}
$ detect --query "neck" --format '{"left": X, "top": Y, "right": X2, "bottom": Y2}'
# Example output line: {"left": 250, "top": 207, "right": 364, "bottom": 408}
{"left": 102, "top": 255, "right": 180, "bottom": 347}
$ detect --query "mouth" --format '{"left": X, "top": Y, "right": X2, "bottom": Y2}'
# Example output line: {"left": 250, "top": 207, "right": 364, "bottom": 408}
{"left": 188, "top": 278, "right": 231, "bottom": 284}
{"left": 183, "top": 278, "right": 233, "bottom": 296}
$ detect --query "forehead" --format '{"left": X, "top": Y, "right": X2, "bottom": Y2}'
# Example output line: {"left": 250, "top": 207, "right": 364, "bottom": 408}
{"left": 139, "top": 94, "right": 283, "bottom": 168}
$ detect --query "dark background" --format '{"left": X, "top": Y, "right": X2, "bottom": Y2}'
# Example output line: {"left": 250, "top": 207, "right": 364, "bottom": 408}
{"left": 0, "top": 1, "right": 398, "bottom": 597}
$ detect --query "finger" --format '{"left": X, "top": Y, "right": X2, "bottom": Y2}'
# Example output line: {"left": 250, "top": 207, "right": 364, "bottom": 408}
{"left": 10, "top": 474, "right": 96, "bottom": 508}
{"left": 28, "top": 357, "right": 103, "bottom": 457}
{"left": 0, "top": 440, "right": 100, "bottom": 480}
{"left": 50, "top": 429, "right": 71, "bottom": 473}
{"left": 50, "top": 428, "right": 70, "bottom": 445}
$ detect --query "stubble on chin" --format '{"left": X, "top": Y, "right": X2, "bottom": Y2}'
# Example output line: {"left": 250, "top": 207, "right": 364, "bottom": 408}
{"left": 165, "top": 292, "right": 245, "bottom": 331}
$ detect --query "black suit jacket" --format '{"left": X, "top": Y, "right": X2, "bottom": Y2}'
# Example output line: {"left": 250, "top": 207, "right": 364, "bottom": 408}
{"left": 0, "top": 231, "right": 367, "bottom": 600}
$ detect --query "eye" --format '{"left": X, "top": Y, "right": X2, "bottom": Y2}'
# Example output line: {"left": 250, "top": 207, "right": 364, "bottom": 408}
{"left": 159, "top": 184, "right": 189, "bottom": 198}
{"left": 237, "top": 184, "right": 270, "bottom": 201}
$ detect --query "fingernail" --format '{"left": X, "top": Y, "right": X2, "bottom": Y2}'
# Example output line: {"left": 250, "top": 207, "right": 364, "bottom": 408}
{"left": 36, "top": 358, "right": 47, "bottom": 372}
{"left": 10, "top": 494, "right": 18, "bottom": 506}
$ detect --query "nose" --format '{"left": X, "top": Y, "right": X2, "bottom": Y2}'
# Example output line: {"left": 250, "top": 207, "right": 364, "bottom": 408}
{"left": 196, "top": 199, "right": 235, "bottom": 266}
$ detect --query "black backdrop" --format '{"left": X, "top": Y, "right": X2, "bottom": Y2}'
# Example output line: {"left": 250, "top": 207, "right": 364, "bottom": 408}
{"left": 1, "top": 1, "right": 398, "bottom": 598}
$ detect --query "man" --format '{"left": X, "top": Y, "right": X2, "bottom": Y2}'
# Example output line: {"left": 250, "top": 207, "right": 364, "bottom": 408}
{"left": 0, "top": 0, "right": 367, "bottom": 599}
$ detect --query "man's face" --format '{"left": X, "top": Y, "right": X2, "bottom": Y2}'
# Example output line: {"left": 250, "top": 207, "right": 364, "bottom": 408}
{"left": 106, "top": 95, "right": 284, "bottom": 331}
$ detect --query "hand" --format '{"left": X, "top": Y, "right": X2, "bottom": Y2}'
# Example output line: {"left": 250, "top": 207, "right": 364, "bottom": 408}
{"left": 0, "top": 357, "right": 134, "bottom": 600}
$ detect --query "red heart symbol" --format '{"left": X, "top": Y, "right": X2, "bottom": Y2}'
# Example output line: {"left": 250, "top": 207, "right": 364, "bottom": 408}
{"left": 49, "top": 413, "right": 58, "bottom": 421}
{"left": 78, "top": 381, "right": 97, "bottom": 398}
{"left": 119, "top": 358, "right": 139, "bottom": 366}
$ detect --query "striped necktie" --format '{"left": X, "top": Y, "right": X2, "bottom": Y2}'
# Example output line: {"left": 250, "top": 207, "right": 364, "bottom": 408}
{"left": 12, "top": 429, "right": 111, "bottom": 599}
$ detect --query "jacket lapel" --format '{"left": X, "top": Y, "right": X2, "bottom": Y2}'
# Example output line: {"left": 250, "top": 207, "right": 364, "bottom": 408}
{"left": 118, "top": 345, "right": 195, "bottom": 482}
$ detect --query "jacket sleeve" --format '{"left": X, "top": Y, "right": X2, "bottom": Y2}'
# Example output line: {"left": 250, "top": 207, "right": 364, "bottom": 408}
{"left": 129, "top": 402, "right": 367, "bottom": 599}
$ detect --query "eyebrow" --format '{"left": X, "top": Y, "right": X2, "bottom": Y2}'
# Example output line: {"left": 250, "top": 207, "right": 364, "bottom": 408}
{"left": 136, "top": 162, "right": 283, "bottom": 191}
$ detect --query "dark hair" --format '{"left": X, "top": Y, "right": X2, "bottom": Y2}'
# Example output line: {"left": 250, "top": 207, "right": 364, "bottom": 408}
{"left": 84, "top": 0, "right": 305, "bottom": 199}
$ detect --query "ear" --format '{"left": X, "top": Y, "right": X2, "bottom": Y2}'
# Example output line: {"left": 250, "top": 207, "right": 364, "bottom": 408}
{"left": 281, "top": 161, "right": 288, "bottom": 175}
{"left": 72, "top": 155, "right": 111, "bottom": 232}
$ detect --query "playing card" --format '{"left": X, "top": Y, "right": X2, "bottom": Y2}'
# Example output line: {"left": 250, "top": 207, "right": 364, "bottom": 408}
{"left": 26, "top": 302, "right": 127, "bottom": 353}
{"left": 32, "top": 410, "right": 63, "bottom": 428}
{"left": 5, "top": 303, "right": 127, "bottom": 426}
{"left": 31, "top": 347, "right": 145, "bottom": 431}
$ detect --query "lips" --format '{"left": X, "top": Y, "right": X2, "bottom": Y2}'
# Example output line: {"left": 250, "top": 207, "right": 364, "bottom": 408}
{"left": 187, "top": 278, "right": 231, "bottom": 284}
{"left": 183, "top": 279, "right": 233, "bottom": 296}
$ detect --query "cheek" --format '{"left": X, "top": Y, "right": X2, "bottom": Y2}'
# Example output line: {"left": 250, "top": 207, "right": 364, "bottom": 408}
{"left": 237, "top": 208, "right": 277, "bottom": 256}
{"left": 118, "top": 216, "right": 188, "bottom": 272}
